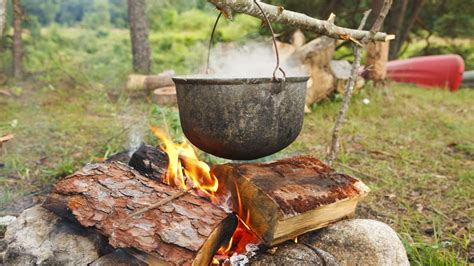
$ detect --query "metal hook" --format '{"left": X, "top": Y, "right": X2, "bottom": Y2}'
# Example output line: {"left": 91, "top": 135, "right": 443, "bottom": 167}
{"left": 253, "top": 0, "right": 286, "bottom": 81}
{"left": 206, "top": 12, "right": 223, "bottom": 74}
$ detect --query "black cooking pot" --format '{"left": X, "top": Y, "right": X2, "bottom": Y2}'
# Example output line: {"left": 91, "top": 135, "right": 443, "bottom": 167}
{"left": 173, "top": 75, "right": 308, "bottom": 160}
{"left": 173, "top": 0, "right": 308, "bottom": 160}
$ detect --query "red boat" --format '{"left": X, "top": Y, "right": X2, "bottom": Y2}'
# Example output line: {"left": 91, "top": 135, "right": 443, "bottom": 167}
{"left": 386, "top": 54, "right": 465, "bottom": 91}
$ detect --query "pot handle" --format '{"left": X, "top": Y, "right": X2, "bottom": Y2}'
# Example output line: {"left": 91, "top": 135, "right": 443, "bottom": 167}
{"left": 206, "top": 0, "right": 287, "bottom": 81}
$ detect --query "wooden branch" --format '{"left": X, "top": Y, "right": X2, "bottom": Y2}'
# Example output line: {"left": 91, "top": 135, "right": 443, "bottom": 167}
{"left": 366, "top": 0, "right": 393, "bottom": 41}
{"left": 208, "top": 0, "right": 394, "bottom": 42}
{"left": 43, "top": 162, "right": 237, "bottom": 266}
{"left": 327, "top": 10, "right": 372, "bottom": 165}
{"left": 211, "top": 156, "right": 369, "bottom": 247}
{"left": 327, "top": 0, "right": 392, "bottom": 165}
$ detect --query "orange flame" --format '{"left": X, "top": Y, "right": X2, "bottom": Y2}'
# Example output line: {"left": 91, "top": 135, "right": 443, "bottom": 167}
{"left": 150, "top": 127, "right": 218, "bottom": 197}
{"left": 150, "top": 126, "right": 260, "bottom": 261}
{"left": 216, "top": 183, "right": 261, "bottom": 258}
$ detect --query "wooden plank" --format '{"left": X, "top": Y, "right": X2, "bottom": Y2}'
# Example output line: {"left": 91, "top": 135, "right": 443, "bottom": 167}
{"left": 43, "top": 162, "right": 237, "bottom": 266}
{"left": 212, "top": 156, "right": 369, "bottom": 246}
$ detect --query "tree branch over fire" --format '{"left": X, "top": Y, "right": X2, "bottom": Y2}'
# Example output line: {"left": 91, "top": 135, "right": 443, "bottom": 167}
{"left": 207, "top": 0, "right": 394, "bottom": 42}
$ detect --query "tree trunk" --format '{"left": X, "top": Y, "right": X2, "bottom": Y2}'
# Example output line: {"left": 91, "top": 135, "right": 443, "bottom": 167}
{"left": 12, "top": 0, "right": 23, "bottom": 78}
{"left": 127, "top": 0, "right": 151, "bottom": 74}
{"left": 389, "top": 0, "right": 425, "bottom": 60}
{"left": 386, "top": 0, "right": 408, "bottom": 59}
{"left": 0, "top": 0, "right": 6, "bottom": 36}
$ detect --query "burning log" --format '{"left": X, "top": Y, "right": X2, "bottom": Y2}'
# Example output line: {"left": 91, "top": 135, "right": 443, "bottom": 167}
{"left": 128, "top": 144, "right": 168, "bottom": 181}
{"left": 43, "top": 162, "right": 237, "bottom": 266}
{"left": 211, "top": 156, "right": 369, "bottom": 247}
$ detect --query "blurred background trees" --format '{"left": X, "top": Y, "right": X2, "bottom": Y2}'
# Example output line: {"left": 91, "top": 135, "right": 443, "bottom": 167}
{"left": 0, "top": 0, "right": 473, "bottom": 77}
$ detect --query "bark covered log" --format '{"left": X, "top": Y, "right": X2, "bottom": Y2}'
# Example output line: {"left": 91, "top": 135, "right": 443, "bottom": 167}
{"left": 211, "top": 156, "right": 369, "bottom": 247}
{"left": 128, "top": 0, "right": 151, "bottom": 74}
{"left": 208, "top": 0, "right": 393, "bottom": 42}
{"left": 43, "top": 162, "right": 237, "bottom": 266}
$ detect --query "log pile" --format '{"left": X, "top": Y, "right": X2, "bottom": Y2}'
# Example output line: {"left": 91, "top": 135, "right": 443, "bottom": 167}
{"left": 126, "top": 70, "right": 178, "bottom": 105}
{"left": 279, "top": 31, "right": 367, "bottom": 108}
{"left": 42, "top": 145, "right": 370, "bottom": 264}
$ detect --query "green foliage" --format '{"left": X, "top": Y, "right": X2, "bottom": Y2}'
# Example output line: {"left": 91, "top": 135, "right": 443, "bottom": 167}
{"left": 22, "top": 0, "right": 60, "bottom": 25}
{"left": 108, "top": 0, "right": 128, "bottom": 28}
{"left": 82, "top": 0, "right": 111, "bottom": 29}
{"left": 420, "top": 0, "right": 474, "bottom": 39}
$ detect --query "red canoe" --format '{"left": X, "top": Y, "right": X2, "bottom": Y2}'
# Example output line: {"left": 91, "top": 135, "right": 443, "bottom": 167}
{"left": 386, "top": 54, "right": 465, "bottom": 91}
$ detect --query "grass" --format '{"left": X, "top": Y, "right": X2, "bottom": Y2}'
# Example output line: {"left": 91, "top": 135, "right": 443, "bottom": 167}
{"left": 290, "top": 84, "right": 474, "bottom": 265}
{"left": 0, "top": 23, "right": 472, "bottom": 264}
{"left": 1, "top": 80, "right": 472, "bottom": 264}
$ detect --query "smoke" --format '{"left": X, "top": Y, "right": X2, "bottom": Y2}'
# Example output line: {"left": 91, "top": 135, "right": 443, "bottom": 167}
{"left": 206, "top": 41, "right": 306, "bottom": 78}
{"left": 127, "top": 120, "right": 147, "bottom": 157}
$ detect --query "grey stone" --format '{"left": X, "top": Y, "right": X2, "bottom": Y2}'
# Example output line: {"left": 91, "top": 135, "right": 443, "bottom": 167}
{"left": 2, "top": 205, "right": 100, "bottom": 265}
{"left": 304, "top": 219, "right": 409, "bottom": 266}
{"left": 0, "top": 216, "right": 16, "bottom": 226}
{"left": 250, "top": 242, "right": 339, "bottom": 266}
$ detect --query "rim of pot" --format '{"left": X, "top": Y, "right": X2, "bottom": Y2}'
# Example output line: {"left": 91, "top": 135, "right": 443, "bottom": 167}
{"left": 172, "top": 75, "right": 309, "bottom": 85}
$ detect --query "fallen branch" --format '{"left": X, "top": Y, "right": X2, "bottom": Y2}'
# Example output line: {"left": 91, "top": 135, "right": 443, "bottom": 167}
{"left": 208, "top": 0, "right": 394, "bottom": 42}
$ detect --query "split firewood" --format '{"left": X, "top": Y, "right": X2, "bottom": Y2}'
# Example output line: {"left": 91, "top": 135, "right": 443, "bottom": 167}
{"left": 211, "top": 156, "right": 369, "bottom": 247}
{"left": 365, "top": 40, "right": 390, "bottom": 82}
{"left": 126, "top": 70, "right": 175, "bottom": 92}
{"left": 43, "top": 162, "right": 237, "bottom": 266}
{"left": 288, "top": 36, "right": 336, "bottom": 106}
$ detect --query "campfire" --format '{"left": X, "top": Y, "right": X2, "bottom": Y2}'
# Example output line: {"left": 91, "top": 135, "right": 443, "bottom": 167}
{"left": 147, "top": 127, "right": 262, "bottom": 261}
{"left": 42, "top": 127, "right": 369, "bottom": 265}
